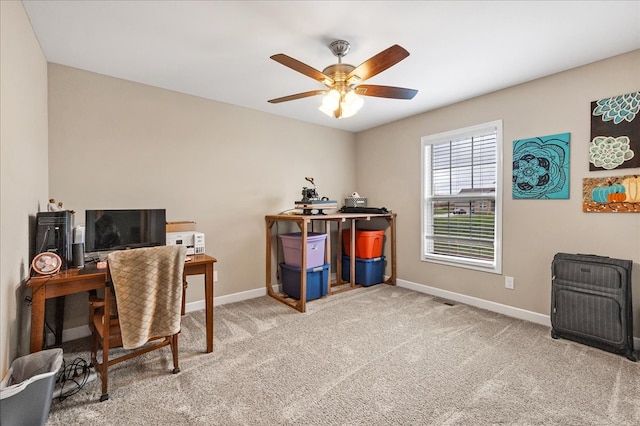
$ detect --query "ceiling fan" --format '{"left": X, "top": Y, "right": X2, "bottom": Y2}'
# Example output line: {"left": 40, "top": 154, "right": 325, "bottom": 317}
{"left": 268, "top": 40, "right": 418, "bottom": 119}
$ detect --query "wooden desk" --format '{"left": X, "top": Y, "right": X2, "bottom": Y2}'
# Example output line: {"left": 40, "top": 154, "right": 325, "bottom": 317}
{"left": 265, "top": 213, "right": 396, "bottom": 313}
{"left": 27, "top": 254, "right": 217, "bottom": 353}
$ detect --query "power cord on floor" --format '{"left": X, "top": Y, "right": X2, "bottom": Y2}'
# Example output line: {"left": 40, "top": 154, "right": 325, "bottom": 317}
{"left": 53, "top": 357, "right": 94, "bottom": 401}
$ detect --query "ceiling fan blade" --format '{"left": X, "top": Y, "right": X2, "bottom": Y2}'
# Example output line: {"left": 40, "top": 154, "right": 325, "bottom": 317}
{"left": 346, "top": 44, "right": 410, "bottom": 85}
{"left": 268, "top": 90, "right": 326, "bottom": 104}
{"left": 354, "top": 85, "right": 418, "bottom": 99}
{"left": 270, "top": 54, "right": 334, "bottom": 85}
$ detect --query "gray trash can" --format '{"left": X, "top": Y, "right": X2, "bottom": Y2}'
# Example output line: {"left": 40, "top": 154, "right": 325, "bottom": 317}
{"left": 0, "top": 348, "right": 63, "bottom": 426}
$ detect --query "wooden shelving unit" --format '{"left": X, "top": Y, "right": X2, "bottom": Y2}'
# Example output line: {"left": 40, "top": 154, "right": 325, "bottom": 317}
{"left": 265, "top": 212, "right": 396, "bottom": 312}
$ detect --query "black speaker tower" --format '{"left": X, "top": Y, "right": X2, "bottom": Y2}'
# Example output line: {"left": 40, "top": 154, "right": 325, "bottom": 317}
{"left": 35, "top": 211, "right": 73, "bottom": 270}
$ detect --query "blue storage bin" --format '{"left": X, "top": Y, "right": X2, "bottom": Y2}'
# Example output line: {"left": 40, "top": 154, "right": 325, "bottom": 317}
{"left": 280, "top": 263, "right": 329, "bottom": 301}
{"left": 341, "top": 256, "right": 385, "bottom": 286}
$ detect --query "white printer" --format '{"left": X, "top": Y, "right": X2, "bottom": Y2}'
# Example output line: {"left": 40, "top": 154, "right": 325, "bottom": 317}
{"left": 166, "top": 231, "right": 205, "bottom": 255}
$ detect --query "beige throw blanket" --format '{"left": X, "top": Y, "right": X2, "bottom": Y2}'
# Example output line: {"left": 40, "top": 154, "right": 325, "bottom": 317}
{"left": 107, "top": 246, "right": 187, "bottom": 349}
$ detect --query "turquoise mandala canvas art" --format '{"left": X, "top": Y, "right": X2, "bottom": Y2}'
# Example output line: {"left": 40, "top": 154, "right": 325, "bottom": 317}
{"left": 512, "top": 133, "right": 570, "bottom": 199}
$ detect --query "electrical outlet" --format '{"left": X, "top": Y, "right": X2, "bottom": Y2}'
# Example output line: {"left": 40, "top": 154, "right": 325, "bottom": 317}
{"left": 214, "top": 270, "right": 218, "bottom": 282}
{"left": 505, "top": 276, "right": 514, "bottom": 290}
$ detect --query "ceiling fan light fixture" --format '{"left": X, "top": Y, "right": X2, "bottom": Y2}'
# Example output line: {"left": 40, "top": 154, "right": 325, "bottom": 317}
{"left": 319, "top": 89, "right": 363, "bottom": 119}
{"left": 319, "top": 89, "right": 341, "bottom": 117}
{"left": 338, "top": 91, "right": 364, "bottom": 119}
{"left": 318, "top": 104, "right": 335, "bottom": 117}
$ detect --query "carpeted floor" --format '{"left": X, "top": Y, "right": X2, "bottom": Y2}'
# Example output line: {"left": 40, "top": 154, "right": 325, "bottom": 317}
{"left": 47, "top": 285, "right": 639, "bottom": 425}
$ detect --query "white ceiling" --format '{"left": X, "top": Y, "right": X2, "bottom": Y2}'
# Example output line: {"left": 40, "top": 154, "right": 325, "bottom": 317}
{"left": 22, "top": 1, "right": 640, "bottom": 133}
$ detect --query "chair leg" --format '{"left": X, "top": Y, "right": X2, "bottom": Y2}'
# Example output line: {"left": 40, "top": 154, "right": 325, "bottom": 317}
{"left": 99, "top": 336, "right": 110, "bottom": 400}
{"left": 171, "top": 334, "right": 180, "bottom": 374}
{"left": 92, "top": 339, "right": 109, "bottom": 402}
{"left": 89, "top": 314, "right": 109, "bottom": 401}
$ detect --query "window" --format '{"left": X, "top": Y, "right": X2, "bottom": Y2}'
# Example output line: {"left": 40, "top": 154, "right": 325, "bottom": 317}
{"left": 421, "top": 120, "right": 503, "bottom": 273}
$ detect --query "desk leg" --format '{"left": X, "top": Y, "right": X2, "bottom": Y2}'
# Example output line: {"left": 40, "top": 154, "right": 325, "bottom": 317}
{"left": 54, "top": 296, "right": 65, "bottom": 346}
{"left": 181, "top": 279, "right": 188, "bottom": 316}
{"left": 30, "top": 287, "right": 46, "bottom": 353}
{"left": 205, "top": 262, "right": 214, "bottom": 353}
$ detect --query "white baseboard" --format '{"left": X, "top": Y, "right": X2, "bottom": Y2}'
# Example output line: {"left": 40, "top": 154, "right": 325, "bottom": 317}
{"left": 396, "top": 278, "right": 640, "bottom": 351}
{"left": 52, "top": 285, "right": 276, "bottom": 344}
{"left": 397, "top": 278, "right": 551, "bottom": 326}
{"left": 50, "top": 280, "right": 640, "bottom": 352}
{"left": 52, "top": 325, "right": 92, "bottom": 346}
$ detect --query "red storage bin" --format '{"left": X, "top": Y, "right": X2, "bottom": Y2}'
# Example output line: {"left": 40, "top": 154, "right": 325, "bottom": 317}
{"left": 342, "top": 229, "right": 384, "bottom": 258}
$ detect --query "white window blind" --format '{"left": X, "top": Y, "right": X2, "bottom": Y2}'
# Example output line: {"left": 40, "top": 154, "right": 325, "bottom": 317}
{"left": 421, "top": 120, "right": 502, "bottom": 273}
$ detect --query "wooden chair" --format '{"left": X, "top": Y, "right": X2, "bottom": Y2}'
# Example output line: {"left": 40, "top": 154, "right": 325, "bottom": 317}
{"left": 90, "top": 245, "right": 187, "bottom": 401}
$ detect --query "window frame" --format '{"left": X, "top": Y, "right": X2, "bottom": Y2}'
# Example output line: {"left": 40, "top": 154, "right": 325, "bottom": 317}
{"left": 420, "top": 120, "right": 503, "bottom": 274}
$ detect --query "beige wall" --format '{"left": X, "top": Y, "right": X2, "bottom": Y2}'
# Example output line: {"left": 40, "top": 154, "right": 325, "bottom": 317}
{"left": 0, "top": 1, "right": 50, "bottom": 374}
{"left": 2, "top": 3, "right": 638, "bottom": 374}
{"left": 47, "top": 64, "right": 356, "bottom": 329}
{"left": 356, "top": 50, "right": 640, "bottom": 338}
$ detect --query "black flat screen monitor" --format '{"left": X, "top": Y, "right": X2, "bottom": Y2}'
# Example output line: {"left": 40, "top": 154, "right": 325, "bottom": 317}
{"left": 84, "top": 209, "right": 166, "bottom": 255}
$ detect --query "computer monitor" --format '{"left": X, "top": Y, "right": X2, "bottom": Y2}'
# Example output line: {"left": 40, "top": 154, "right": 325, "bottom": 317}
{"left": 84, "top": 209, "right": 166, "bottom": 259}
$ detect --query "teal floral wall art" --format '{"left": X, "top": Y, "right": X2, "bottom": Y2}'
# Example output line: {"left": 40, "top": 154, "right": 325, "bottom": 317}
{"left": 590, "top": 91, "right": 639, "bottom": 170}
{"left": 512, "top": 132, "right": 570, "bottom": 199}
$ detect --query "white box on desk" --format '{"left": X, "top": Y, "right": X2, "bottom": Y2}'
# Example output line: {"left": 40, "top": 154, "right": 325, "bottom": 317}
{"left": 166, "top": 231, "right": 205, "bottom": 255}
